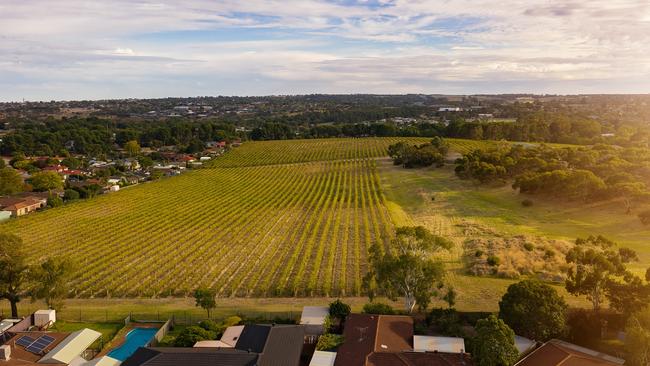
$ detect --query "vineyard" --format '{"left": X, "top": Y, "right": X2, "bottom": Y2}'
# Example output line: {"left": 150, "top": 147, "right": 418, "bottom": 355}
{"left": 1, "top": 137, "right": 496, "bottom": 298}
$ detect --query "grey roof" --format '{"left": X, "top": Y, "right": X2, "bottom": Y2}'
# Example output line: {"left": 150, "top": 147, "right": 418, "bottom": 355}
{"left": 122, "top": 347, "right": 258, "bottom": 366}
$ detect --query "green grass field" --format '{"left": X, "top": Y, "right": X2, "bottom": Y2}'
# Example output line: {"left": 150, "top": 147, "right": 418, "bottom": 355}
{"left": 2, "top": 137, "right": 639, "bottom": 314}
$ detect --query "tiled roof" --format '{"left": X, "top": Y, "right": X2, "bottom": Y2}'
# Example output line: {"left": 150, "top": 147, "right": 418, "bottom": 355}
{"left": 516, "top": 339, "right": 625, "bottom": 366}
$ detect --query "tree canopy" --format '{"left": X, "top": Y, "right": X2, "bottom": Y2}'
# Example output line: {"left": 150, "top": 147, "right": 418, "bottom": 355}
{"left": 363, "top": 226, "right": 452, "bottom": 313}
{"left": 30, "top": 171, "right": 63, "bottom": 192}
{"left": 472, "top": 315, "right": 520, "bottom": 366}
{"left": 193, "top": 287, "right": 217, "bottom": 319}
{"left": 0, "top": 167, "right": 24, "bottom": 195}
{"left": 0, "top": 233, "right": 29, "bottom": 317}
{"left": 30, "top": 256, "right": 75, "bottom": 311}
{"left": 499, "top": 279, "right": 567, "bottom": 341}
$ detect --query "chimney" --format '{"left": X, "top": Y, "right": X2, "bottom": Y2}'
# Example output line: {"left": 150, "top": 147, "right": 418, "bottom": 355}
{"left": 0, "top": 345, "right": 11, "bottom": 361}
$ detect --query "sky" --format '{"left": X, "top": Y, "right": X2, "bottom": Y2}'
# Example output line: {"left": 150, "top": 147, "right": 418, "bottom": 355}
{"left": 1, "top": 0, "right": 650, "bottom": 101}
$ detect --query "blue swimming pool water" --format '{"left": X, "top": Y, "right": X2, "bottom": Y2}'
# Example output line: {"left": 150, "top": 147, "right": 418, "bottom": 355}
{"left": 107, "top": 327, "right": 158, "bottom": 361}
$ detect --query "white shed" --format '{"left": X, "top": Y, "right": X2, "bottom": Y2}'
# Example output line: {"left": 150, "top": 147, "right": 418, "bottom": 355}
{"left": 300, "top": 306, "right": 329, "bottom": 335}
{"left": 34, "top": 310, "right": 56, "bottom": 328}
{"left": 309, "top": 351, "right": 337, "bottom": 366}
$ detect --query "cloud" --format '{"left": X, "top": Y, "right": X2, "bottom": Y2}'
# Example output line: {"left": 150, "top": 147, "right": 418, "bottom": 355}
{"left": 0, "top": 0, "right": 649, "bottom": 100}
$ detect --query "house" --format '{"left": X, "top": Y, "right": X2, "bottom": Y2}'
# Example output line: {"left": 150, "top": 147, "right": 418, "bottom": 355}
{"left": 0, "top": 196, "right": 47, "bottom": 217}
{"left": 515, "top": 339, "right": 624, "bottom": 366}
{"left": 438, "top": 107, "right": 462, "bottom": 112}
{"left": 300, "top": 306, "right": 330, "bottom": 335}
{"left": 124, "top": 324, "right": 305, "bottom": 366}
{"left": 333, "top": 314, "right": 473, "bottom": 366}
{"left": 0, "top": 310, "right": 101, "bottom": 366}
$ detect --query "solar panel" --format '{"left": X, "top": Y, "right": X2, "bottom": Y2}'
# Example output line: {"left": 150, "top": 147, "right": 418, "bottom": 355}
{"left": 41, "top": 335, "right": 55, "bottom": 343}
{"left": 16, "top": 336, "right": 35, "bottom": 347}
{"left": 26, "top": 345, "right": 43, "bottom": 353}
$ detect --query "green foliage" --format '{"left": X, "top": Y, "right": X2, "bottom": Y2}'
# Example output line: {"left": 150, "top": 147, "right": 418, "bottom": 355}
{"left": 30, "top": 256, "right": 75, "bottom": 311}
{"left": 499, "top": 279, "right": 567, "bottom": 341}
{"left": 193, "top": 287, "right": 217, "bottom": 318}
{"left": 625, "top": 307, "right": 650, "bottom": 366}
{"left": 30, "top": 171, "right": 63, "bottom": 192}
{"left": 565, "top": 235, "right": 641, "bottom": 312}
{"left": 443, "top": 287, "right": 457, "bottom": 309}
{"left": 64, "top": 189, "right": 80, "bottom": 201}
{"left": 472, "top": 315, "right": 519, "bottom": 366}
{"left": 521, "top": 199, "right": 533, "bottom": 207}
{"left": 0, "top": 167, "right": 24, "bottom": 195}
{"left": 523, "top": 243, "right": 534, "bottom": 251}
{"left": 198, "top": 319, "right": 221, "bottom": 333}
{"left": 328, "top": 299, "right": 351, "bottom": 321}
{"left": 566, "top": 310, "right": 602, "bottom": 348}
{"left": 388, "top": 138, "right": 448, "bottom": 168}
{"left": 487, "top": 255, "right": 500, "bottom": 266}
{"left": 316, "top": 333, "right": 344, "bottom": 351}
{"left": 174, "top": 326, "right": 216, "bottom": 347}
{"left": 124, "top": 140, "right": 141, "bottom": 157}
{"left": 362, "top": 302, "right": 395, "bottom": 315}
{"left": 0, "top": 233, "right": 28, "bottom": 317}
{"left": 47, "top": 194, "right": 64, "bottom": 208}
{"left": 513, "top": 169, "right": 605, "bottom": 201}
{"left": 428, "top": 308, "right": 464, "bottom": 337}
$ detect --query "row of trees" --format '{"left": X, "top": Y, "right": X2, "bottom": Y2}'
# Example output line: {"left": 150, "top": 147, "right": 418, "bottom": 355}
{"left": 0, "top": 233, "right": 74, "bottom": 317}
{"left": 455, "top": 143, "right": 650, "bottom": 211}
{"left": 387, "top": 137, "right": 449, "bottom": 168}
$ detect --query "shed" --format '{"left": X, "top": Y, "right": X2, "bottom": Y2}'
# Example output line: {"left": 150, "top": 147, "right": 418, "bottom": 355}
{"left": 38, "top": 328, "right": 101, "bottom": 364}
{"left": 300, "top": 306, "right": 329, "bottom": 335}
{"left": 0, "top": 211, "right": 11, "bottom": 222}
{"left": 309, "top": 351, "right": 337, "bottom": 366}
{"left": 34, "top": 309, "right": 56, "bottom": 328}
{"left": 515, "top": 335, "right": 536, "bottom": 356}
{"left": 412, "top": 335, "right": 466, "bottom": 353}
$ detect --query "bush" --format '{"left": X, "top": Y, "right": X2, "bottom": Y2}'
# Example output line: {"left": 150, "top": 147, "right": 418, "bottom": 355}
{"left": 362, "top": 302, "right": 395, "bottom": 315}
{"left": 64, "top": 189, "right": 80, "bottom": 201}
{"left": 487, "top": 255, "right": 501, "bottom": 266}
{"left": 639, "top": 210, "right": 650, "bottom": 225}
{"left": 566, "top": 310, "right": 601, "bottom": 348}
{"left": 475, "top": 249, "right": 484, "bottom": 257}
{"left": 428, "top": 308, "right": 464, "bottom": 337}
{"left": 47, "top": 195, "right": 63, "bottom": 208}
{"left": 523, "top": 243, "right": 534, "bottom": 251}
{"left": 198, "top": 319, "right": 221, "bottom": 333}
{"left": 316, "top": 334, "right": 344, "bottom": 351}
{"left": 521, "top": 199, "right": 534, "bottom": 207}
{"left": 544, "top": 249, "right": 555, "bottom": 259}
{"left": 174, "top": 326, "right": 216, "bottom": 347}
{"left": 329, "top": 299, "right": 351, "bottom": 321}
{"left": 222, "top": 316, "right": 242, "bottom": 327}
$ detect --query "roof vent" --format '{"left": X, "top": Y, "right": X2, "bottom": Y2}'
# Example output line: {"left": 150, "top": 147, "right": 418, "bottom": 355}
{"left": 380, "top": 344, "right": 388, "bottom": 349}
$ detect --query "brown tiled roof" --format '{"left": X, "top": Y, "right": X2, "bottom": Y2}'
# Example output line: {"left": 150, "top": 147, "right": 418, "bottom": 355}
{"left": 333, "top": 314, "right": 414, "bottom": 366}
{"left": 367, "top": 352, "right": 474, "bottom": 366}
{"left": 3, "top": 331, "right": 69, "bottom": 366}
{"left": 516, "top": 339, "right": 625, "bottom": 366}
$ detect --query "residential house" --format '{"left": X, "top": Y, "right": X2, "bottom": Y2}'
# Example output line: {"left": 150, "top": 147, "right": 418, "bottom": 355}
{"left": 332, "top": 314, "right": 473, "bottom": 366}
{"left": 124, "top": 324, "right": 305, "bottom": 366}
{"left": 0, "top": 196, "right": 46, "bottom": 217}
{"left": 0, "top": 310, "right": 101, "bottom": 366}
{"left": 515, "top": 339, "right": 624, "bottom": 366}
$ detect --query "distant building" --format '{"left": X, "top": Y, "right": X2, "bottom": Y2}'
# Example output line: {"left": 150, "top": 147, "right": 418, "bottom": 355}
{"left": 515, "top": 339, "right": 624, "bottom": 366}
{"left": 0, "top": 196, "right": 47, "bottom": 217}
{"left": 438, "top": 107, "right": 462, "bottom": 112}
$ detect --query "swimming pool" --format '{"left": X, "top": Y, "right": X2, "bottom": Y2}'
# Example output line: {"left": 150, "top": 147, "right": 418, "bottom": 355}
{"left": 107, "top": 327, "right": 159, "bottom": 361}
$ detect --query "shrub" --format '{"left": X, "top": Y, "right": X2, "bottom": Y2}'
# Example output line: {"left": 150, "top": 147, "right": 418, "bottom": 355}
{"left": 523, "top": 243, "right": 534, "bottom": 251}
{"left": 487, "top": 255, "right": 501, "bottom": 266}
{"left": 362, "top": 302, "right": 395, "bottom": 315}
{"left": 428, "top": 308, "right": 464, "bottom": 337}
{"left": 316, "top": 334, "right": 344, "bottom": 351}
{"left": 64, "top": 189, "right": 80, "bottom": 201}
{"left": 639, "top": 210, "right": 650, "bottom": 225}
{"left": 174, "top": 326, "right": 216, "bottom": 347}
{"left": 47, "top": 195, "right": 63, "bottom": 208}
{"left": 198, "top": 319, "right": 221, "bottom": 333}
{"left": 329, "top": 299, "right": 351, "bottom": 321}
{"left": 521, "top": 199, "right": 534, "bottom": 207}
{"left": 475, "top": 249, "right": 484, "bottom": 257}
{"left": 223, "top": 316, "right": 242, "bottom": 327}
{"left": 431, "top": 195, "right": 436, "bottom": 201}
{"left": 544, "top": 249, "right": 555, "bottom": 259}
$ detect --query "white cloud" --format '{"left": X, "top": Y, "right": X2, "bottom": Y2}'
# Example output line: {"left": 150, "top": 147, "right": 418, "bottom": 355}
{"left": 1, "top": 0, "right": 649, "bottom": 100}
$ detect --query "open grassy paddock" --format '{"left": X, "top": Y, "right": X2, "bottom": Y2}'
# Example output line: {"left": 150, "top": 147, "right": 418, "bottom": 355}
{"left": 3, "top": 137, "right": 642, "bottom": 316}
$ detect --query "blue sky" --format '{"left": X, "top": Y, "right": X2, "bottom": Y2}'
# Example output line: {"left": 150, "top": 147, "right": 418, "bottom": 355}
{"left": 1, "top": 0, "right": 649, "bottom": 101}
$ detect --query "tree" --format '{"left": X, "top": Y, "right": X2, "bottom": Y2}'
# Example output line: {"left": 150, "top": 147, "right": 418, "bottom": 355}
{"left": 499, "top": 279, "right": 567, "bottom": 341}
{"left": 124, "top": 140, "right": 141, "bottom": 157}
{"left": 626, "top": 307, "right": 650, "bottom": 366}
{"left": 329, "top": 299, "right": 351, "bottom": 321}
{"left": 30, "top": 257, "right": 75, "bottom": 311}
{"left": 472, "top": 315, "right": 520, "bottom": 366}
{"left": 174, "top": 326, "right": 216, "bottom": 347}
{"left": 363, "top": 226, "right": 452, "bottom": 313}
{"left": 30, "top": 171, "right": 63, "bottom": 192}
{"left": 316, "top": 334, "right": 345, "bottom": 351}
{"left": 193, "top": 287, "right": 217, "bottom": 318}
{"left": 0, "top": 233, "right": 29, "bottom": 317}
{"left": 565, "top": 235, "right": 636, "bottom": 312}
{"left": 64, "top": 189, "right": 80, "bottom": 201}
{"left": 0, "top": 167, "right": 24, "bottom": 195}
{"left": 47, "top": 194, "right": 63, "bottom": 208}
